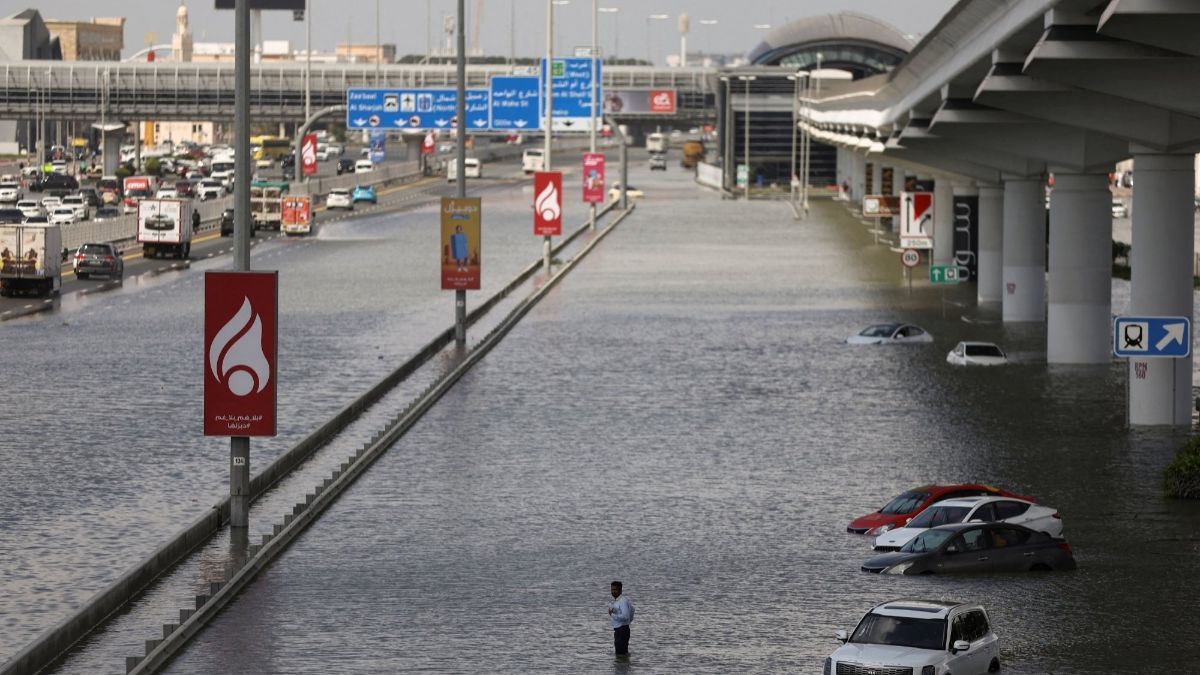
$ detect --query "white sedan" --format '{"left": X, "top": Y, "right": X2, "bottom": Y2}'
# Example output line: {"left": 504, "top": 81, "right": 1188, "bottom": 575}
{"left": 873, "top": 496, "right": 1063, "bottom": 551}
{"left": 326, "top": 189, "right": 353, "bottom": 210}
{"left": 16, "top": 200, "right": 40, "bottom": 219}
{"left": 947, "top": 341, "right": 1007, "bottom": 366}
{"left": 847, "top": 323, "right": 933, "bottom": 345}
{"left": 49, "top": 207, "right": 77, "bottom": 225}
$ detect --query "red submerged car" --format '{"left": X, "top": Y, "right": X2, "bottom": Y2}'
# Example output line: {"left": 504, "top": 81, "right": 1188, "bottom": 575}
{"left": 847, "top": 484, "right": 1035, "bottom": 536}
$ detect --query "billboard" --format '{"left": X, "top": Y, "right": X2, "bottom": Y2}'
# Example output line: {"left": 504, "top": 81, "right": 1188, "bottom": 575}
{"left": 300, "top": 133, "right": 318, "bottom": 177}
{"left": 369, "top": 131, "right": 386, "bottom": 163}
{"left": 582, "top": 153, "right": 605, "bottom": 204}
{"left": 602, "top": 89, "right": 678, "bottom": 115}
{"left": 441, "top": 197, "right": 482, "bottom": 291}
{"left": 533, "top": 171, "right": 563, "bottom": 236}
{"left": 204, "top": 271, "right": 278, "bottom": 437}
{"left": 952, "top": 194, "right": 979, "bottom": 282}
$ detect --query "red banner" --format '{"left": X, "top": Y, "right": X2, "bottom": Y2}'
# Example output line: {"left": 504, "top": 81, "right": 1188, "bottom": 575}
{"left": 582, "top": 153, "right": 605, "bottom": 204}
{"left": 533, "top": 171, "right": 563, "bottom": 236}
{"left": 441, "top": 197, "right": 482, "bottom": 290}
{"left": 649, "top": 89, "right": 677, "bottom": 113}
{"left": 204, "top": 271, "right": 278, "bottom": 437}
{"left": 422, "top": 132, "right": 436, "bottom": 156}
{"left": 300, "top": 133, "right": 318, "bottom": 177}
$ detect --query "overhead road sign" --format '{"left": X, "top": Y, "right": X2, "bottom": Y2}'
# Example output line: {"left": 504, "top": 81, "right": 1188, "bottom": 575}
{"left": 930, "top": 265, "right": 968, "bottom": 284}
{"left": 541, "top": 57, "right": 603, "bottom": 132}
{"left": 900, "top": 191, "right": 933, "bottom": 249}
{"left": 489, "top": 76, "right": 542, "bottom": 131}
{"left": 863, "top": 195, "right": 901, "bottom": 218}
{"left": 347, "top": 88, "right": 490, "bottom": 131}
{"left": 1113, "top": 316, "right": 1191, "bottom": 358}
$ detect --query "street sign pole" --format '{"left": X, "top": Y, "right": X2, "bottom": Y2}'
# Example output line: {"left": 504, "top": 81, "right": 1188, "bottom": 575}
{"left": 455, "top": 0, "right": 467, "bottom": 346}
{"left": 543, "top": 0, "right": 554, "bottom": 275}
{"left": 231, "top": 0, "right": 251, "bottom": 530}
{"left": 588, "top": 0, "right": 598, "bottom": 231}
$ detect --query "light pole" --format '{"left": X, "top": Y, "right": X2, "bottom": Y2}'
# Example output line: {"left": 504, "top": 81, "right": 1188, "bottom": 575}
{"left": 787, "top": 71, "right": 807, "bottom": 208}
{"left": 599, "top": 7, "right": 618, "bottom": 62}
{"left": 455, "top": 0, "right": 467, "bottom": 345}
{"left": 698, "top": 19, "right": 717, "bottom": 64}
{"left": 737, "top": 75, "right": 756, "bottom": 200}
{"left": 544, "top": 0, "right": 556, "bottom": 275}
{"left": 589, "top": 0, "right": 598, "bottom": 230}
{"left": 304, "top": 0, "right": 311, "bottom": 122}
{"left": 375, "top": 0, "right": 381, "bottom": 85}
{"left": 646, "top": 14, "right": 668, "bottom": 65}
{"left": 803, "top": 53, "right": 823, "bottom": 214}
{"left": 552, "top": 0, "right": 569, "bottom": 62}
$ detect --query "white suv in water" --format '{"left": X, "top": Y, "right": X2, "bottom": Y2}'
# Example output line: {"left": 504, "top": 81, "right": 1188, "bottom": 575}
{"left": 827, "top": 599, "right": 1001, "bottom": 675}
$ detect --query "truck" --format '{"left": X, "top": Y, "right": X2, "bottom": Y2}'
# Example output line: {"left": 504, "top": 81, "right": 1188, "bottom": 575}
{"left": 0, "top": 223, "right": 62, "bottom": 297}
{"left": 137, "top": 198, "right": 193, "bottom": 259}
{"left": 250, "top": 180, "right": 288, "bottom": 230}
{"left": 122, "top": 176, "right": 156, "bottom": 214}
{"left": 646, "top": 132, "right": 667, "bottom": 153}
{"left": 681, "top": 140, "right": 706, "bottom": 169}
{"left": 281, "top": 195, "right": 312, "bottom": 236}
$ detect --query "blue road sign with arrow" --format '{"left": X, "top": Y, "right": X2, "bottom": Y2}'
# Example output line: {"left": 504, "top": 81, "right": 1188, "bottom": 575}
{"left": 1113, "top": 315, "right": 1191, "bottom": 358}
{"left": 540, "top": 57, "right": 602, "bottom": 132}
{"left": 347, "top": 88, "right": 490, "bottom": 131}
{"left": 489, "top": 76, "right": 542, "bottom": 131}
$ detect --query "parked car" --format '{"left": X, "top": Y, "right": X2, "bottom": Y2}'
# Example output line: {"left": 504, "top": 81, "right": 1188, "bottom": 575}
{"left": 15, "top": 200, "right": 40, "bottom": 219}
{"left": 873, "top": 496, "right": 1063, "bottom": 551}
{"left": 197, "top": 179, "right": 225, "bottom": 201}
{"left": 326, "top": 189, "right": 353, "bottom": 210}
{"left": 61, "top": 195, "right": 90, "bottom": 221}
{"left": 49, "top": 207, "right": 77, "bottom": 225}
{"left": 1112, "top": 199, "right": 1128, "bottom": 218}
{"left": 351, "top": 185, "right": 377, "bottom": 204}
{"left": 862, "top": 522, "right": 1076, "bottom": 574}
{"left": 0, "top": 208, "right": 24, "bottom": 224}
{"left": 828, "top": 600, "right": 1001, "bottom": 675}
{"left": 336, "top": 158, "right": 356, "bottom": 175}
{"left": 947, "top": 341, "right": 1008, "bottom": 366}
{"left": 847, "top": 484, "right": 1034, "bottom": 535}
{"left": 72, "top": 242, "right": 124, "bottom": 280}
{"left": 608, "top": 183, "right": 644, "bottom": 201}
{"left": 846, "top": 323, "right": 933, "bottom": 345}
{"left": 354, "top": 159, "right": 374, "bottom": 174}
{"left": 649, "top": 153, "right": 667, "bottom": 171}
{"left": 93, "top": 206, "right": 122, "bottom": 222}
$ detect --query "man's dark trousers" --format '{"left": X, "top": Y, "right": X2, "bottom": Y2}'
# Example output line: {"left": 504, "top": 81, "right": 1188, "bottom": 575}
{"left": 614, "top": 625, "right": 630, "bottom": 655}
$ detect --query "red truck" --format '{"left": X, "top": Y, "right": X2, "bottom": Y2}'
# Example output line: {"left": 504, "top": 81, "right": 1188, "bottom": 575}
{"left": 122, "top": 176, "right": 156, "bottom": 214}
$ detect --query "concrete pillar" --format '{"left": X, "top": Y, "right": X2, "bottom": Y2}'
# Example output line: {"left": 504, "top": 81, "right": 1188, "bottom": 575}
{"left": 977, "top": 184, "right": 1004, "bottom": 303}
{"left": 891, "top": 167, "right": 906, "bottom": 233}
{"left": 1128, "top": 153, "right": 1196, "bottom": 425}
{"left": 871, "top": 161, "right": 882, "bottom": 198}
{"left": 933, "top": 177, "right": 955, "bottom": 265}
{"left": 1002, "top": 178, "right": 1046, "bottom": 322}
{"left": 853, "top": 152, "right": 866, "bottom": 206}
{"left": 102, "top": 133, "right": 122, "bottom": 176}
{"left": 1047, "top": 172, "right": 1112, "bottom": 363}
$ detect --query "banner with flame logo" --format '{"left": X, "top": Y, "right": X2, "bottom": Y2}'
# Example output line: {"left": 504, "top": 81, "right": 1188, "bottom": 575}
{"left": 204, "top": 271, "right": 278, "bottom": 437}
{"left": 300, "top": 133, "right": 318, "bottom": 177}
{"left": 533, "top": 171, "right": 563, "bottom": 236}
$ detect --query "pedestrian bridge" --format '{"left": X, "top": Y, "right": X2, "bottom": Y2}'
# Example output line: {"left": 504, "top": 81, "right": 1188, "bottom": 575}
{"left": 0, "top": 61, "right": 716, "bottom": 122}
{"left": 797, "top": 0, "right": 1200, "bottom": 425}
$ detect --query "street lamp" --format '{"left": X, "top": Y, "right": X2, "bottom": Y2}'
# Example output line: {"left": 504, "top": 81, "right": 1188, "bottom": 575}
{"left": 737, "top": 75, "right": 756, "bottom": 201}
{"left": 552, "top": 0, "right": 569, "bottom": 56}
{"left": 646, "top": 13, "right": 669, "bottom": 65}
{"left": 697, "top": 19, "right": 717, "bottom": 64}
{"left": 787, "top": 71, "right": 808, "bottom": 209}
{"left": 599, "top": 7, "right": 618, "bottom": 61}
{"left": 802, "top": 53, "right": 824, "bottom": 214}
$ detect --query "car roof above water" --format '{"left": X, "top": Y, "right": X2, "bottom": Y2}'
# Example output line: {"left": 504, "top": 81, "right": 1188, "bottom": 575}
{"left": 873, "top": 599, "right": 965, "bottom": 619}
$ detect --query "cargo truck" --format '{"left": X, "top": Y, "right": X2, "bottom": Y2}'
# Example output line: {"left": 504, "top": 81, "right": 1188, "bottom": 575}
{"left": 0, "top": 223, "right": 62, "bottom": 297}
{"left": 281, "top": 195, "right": 312, "bottom": 236}
{"left": 250, "top": 180, "right": 288, "bottom": 230}
{"left": 137, "top": 198, "right": 193, "bottom": 259}
{"left": 122, "top": 176, "right": 156, "bottom": 214}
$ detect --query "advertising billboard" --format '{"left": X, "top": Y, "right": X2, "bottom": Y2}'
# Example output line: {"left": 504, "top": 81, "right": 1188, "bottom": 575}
{"left": 952, "top": 194, "right": 979, "bottom": 281}
{"left": 533, "top": 171, "right": 563, "bottom": 236}
{"left": 582, "top": 153, "right": 605, "bottom": 204}
{"left": 441, "top": 197, "right": 482, "bottom": 291}
{"left": 300, "top": 133, "right": 318, "bottom": 177}
{"left": 204, "top": 271, "right": 278, "bottom": 437}
{"left": 602, "top": 89, "right": 678, "bottom": 115}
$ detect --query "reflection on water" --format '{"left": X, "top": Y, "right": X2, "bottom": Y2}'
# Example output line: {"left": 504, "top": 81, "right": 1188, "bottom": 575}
{"left": 165, "top": 167, "right": 1200, "bottom": 673}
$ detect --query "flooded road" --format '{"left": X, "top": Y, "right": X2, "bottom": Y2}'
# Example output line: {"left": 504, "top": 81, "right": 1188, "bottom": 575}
{"left": 164, "top": 160, "right": 1200, "bottom": 673}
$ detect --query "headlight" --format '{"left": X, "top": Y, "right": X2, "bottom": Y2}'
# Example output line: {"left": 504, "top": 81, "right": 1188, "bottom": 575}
{"left": 824, "top": 657, "right": 832, "bottom": 675}
{"left": 867, "top": 523, "right": 895, "bottom": 537}
{"left": 922, "top": 666, "right": 936, "bottom": 675}
{"left": 885, "top": 562, "right": 913, "bottom": 575}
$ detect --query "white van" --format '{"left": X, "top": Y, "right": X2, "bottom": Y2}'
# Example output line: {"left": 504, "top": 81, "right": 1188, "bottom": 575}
{"left": 355, "top": 159, "right": 374, "bottom": 174}
{"left": 447, "top": 158, "right": 482, "bottom": 182}
{"left": 646, "top": 132, "right": 667, "bottom": 153}
{"left": 522, "top": 149, "right": 544, "bottom": 174}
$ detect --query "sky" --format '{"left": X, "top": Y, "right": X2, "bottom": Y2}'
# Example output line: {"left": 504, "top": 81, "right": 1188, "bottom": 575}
{"left": 3, "top": 0, "right": 958, "bottom": 63}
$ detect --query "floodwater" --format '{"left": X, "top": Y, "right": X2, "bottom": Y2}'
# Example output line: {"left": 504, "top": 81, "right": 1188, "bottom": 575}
{"left": 164, "top": 159, "right": 1200, "bottom": 673}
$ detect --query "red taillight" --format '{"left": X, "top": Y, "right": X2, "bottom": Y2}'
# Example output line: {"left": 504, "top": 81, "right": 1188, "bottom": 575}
{"left": 1052, "top": 512, "right": 1061, "bottom": 519}
{"left": 1057, "top": 542, "right": 1072, "bottom": 554}
{"left": 103, "top": 256, "right": 114, "bottom": 262}
{"left": 74, "top": 254, "right": 84, "bottom": 261}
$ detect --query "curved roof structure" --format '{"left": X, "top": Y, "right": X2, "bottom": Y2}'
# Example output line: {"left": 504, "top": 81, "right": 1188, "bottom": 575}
{"left": 746, "top": 12, "right": 913, "bottom": 79}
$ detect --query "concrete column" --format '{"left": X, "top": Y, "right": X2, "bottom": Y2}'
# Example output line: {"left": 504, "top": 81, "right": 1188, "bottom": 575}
{"left": 853, "top": 152, "right": 866, "bottom": 206}
{"left": 933, "top": 177, "right": 955, "bottom": 265}
{"left": 1002, "top": 179, "right": 1046, "bottom": 322}
{"left": 1047, "top": 172, "right": 1112, "bottom": 363}
{"left": 977, "top": 184, "right": 1004, "bottom": 303}
{"left": 871, "top": 161, "right": 882, "bottom": 198}
{"left": 891, "top": 167, "right": 906, "bottom": 233}
{"left": 1128, "top": 153, "right": 1196, "bottom": 425}
{"left": 102, "top": 133, "right": 122, "bottom": 176}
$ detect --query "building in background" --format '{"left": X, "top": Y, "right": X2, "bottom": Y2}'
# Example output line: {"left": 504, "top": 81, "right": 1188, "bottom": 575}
{"left": 170, "top": 3, "right": 192, "bottom": 63}
{"left": 44, "top": 17, "right": 124, "bottom": 61}
{"left": 336, "top": 43, "right": 396, "bottom": 64}
{"left": 0, "top": 10, "right": 61, "bottom": 154}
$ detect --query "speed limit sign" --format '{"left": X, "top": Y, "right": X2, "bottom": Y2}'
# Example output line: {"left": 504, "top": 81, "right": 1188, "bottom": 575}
{"left": 901, "top": 249, "right": 921, "bottom": 268}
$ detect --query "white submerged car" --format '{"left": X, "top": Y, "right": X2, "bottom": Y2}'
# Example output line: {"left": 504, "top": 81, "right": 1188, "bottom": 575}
{"left": 847, "top": 323, "right": 934, "bottom": 345}
{"left": 873, "top": 496, "right": 1063, "bottom": 552}
{"left": 828, "top": 599, "right": 1001, "bottom": 675}
{"left": 947, "top": 341, "right": 1007, "bottom": 366}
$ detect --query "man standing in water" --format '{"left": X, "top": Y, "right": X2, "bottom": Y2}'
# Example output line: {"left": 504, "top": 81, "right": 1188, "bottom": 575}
{"left": 607, "top": 581, "right": 634, "bottom": 656}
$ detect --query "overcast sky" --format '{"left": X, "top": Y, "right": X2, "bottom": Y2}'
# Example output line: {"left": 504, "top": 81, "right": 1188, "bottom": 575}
{"left": 5, "top": 0, "right": 957, "bottom": 63}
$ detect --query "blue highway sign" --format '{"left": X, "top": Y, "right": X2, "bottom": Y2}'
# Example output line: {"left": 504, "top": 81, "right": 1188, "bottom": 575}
{"left": 1113, "top": 315, "right": 1191, "bottom": 358}
{"left": 489, "top": 76, "right": 542, "bottom": 131}
{"left": 540, "top": 57, "right": 602, "bottom": 132}
{"left": 347, "top": 88, "right": 490, "bottom": 131}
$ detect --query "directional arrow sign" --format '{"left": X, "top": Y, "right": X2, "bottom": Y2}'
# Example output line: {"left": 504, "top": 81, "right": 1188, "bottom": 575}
{"left": 929, "top": 264, "right": 968, "bottom": 284}
{"left": 489, "top": 76, "right": 542, "bottom": 131}
{"left": 1114, "top": 316, "right": 1191, "bottom": 358}
{"left": 347, "top": 88, "right": 489, "bottom": 131}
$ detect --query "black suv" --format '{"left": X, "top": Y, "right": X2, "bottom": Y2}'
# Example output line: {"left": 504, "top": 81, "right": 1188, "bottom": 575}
{"left": 31, "top": 173, "right": 79, "bottom": 193}
{"left": 219, "top": 208, "right": 254, "bottom": 237}
{"left": 336, "top": 158, "right": 355, "bottom": 175}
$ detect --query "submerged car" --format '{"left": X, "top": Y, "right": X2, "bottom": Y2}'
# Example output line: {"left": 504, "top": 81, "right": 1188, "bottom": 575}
{"left": 847, "top": 484, "right": 1032, "bottom": 535}
{"left": 947, "top": 341, "right": 1008, "bottom": 366}
{"left": 351, "top": 185, "right": 377, "bottom": 204}
{"left": 608, "top": 183, "right": 644, "bottom": 201}
{"left": 847, "top": 323, "right": 933, "bottom": 345}
{"left": 873, "top": 496, "right": 1063, "bottom": 551}
{"left": 828, "top": 599, "right": 1001, "bottom": 675}
{"left": 862, "top": 522, "right": 1076, "bottom": 574}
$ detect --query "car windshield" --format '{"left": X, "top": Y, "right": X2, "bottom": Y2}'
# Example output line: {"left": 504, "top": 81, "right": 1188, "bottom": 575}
{"left": 859, "top": 324, "right": 899, "bottom": 338}
{"left": 80, "top": 244, "right": 111, "bottom": 254}
{"left": 908, "top": 505, "right": 971, "bottom": 528}
{"left": 851, "top": 614, "right": 946, "bottom": 651}
{"left": 900, "top": 528, "right": 957, "bottom": 553}
{"left": 880, "top": 491, "right": 928, "bottom": 515}
{"left": 965, "top": 344, "right": 1005, "bottom": 357}
{"left": 127, "top": 189, "right": 149, "bottom": 198}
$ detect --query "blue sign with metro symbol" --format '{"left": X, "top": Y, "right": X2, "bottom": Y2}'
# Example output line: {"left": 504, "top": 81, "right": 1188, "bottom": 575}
{"left": 1113, "top": 316, "right": 1191, "bottom": 358}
